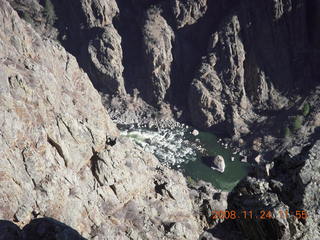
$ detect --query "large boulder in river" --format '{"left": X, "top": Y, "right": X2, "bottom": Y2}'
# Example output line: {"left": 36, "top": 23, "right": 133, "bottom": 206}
{"left": 202, "top": 155, "right": 226, "bottom": 173}
{"left": 211, "top": 155, "right": 226, "bottom": 173}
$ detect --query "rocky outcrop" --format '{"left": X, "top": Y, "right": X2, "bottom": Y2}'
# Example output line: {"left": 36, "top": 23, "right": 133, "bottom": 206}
{"left": 0, "top": 2, "right": 210, "bottom": 239}
{"left": 10, "top": 0, "right": 318, "bottom": 146}
{"left": 1, "top": 0, "right": 114, "bottom": 229}
{"left": 10, "top": 0, "right": 319, "bottom": 141}
{"left": 225, "top": 141, "right": 320, "bottom": 240}
{"left": 169, "top": 0, "right": 208, "bottom": 29}
{"left": 228, "top": 176, "right": 291, "bottom": 240}
{"left": 201, "top": 155, "right": 226, "bottom": 173}
{"left": 189, "top": 15, "right": 253, "bottom": 137}
{"left": 141, "top": 7, "right": 175, "bottom": 105}
{"left": 211, "top": 155, "right": 226, "bottom": 173}
{"left": 80, "top": 0, "right": 119, "bottom": 26}
{"left": 8, "top": 0, "right": 58, "bottom": 38}
{"left": 4, "top": 0, "right": 320, "bottom": 239}
{"left": 75, "top": 0, "right": 126, "bottom": 95}
{"left": 76, "top": 0, "right": 126, "bottom": 95}
{"left": 10, "top": 0, "right": 127, "bottom": 96}
{"left": 86, "top": 24, "right": 125, "bottom": 95}
{"left": 189, "top": 0, "right": 310, "bottom": 138}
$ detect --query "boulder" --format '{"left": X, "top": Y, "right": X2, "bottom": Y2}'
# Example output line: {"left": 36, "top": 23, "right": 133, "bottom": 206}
{"left": 192, "top": 129, "right": 199, "bottom": 136}
{"left": 211, "top": 155, "right": 226, "bottom": 173}
{"left": 254, "top": 154, "right": 262, "bottom": 164}
{"left": 202, "top": 155, "right": 225, "bottom": 173}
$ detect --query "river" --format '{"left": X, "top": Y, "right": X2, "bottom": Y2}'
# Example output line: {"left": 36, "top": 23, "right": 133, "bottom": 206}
{"left": 120, "top": 124, "right": 248, "bottom": 192}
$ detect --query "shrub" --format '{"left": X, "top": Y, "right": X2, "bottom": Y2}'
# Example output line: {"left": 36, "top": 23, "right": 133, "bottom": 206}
{"left": 284, "top": 126, "right": 291, "bottom": 138}
{"left": 302, "top": 103, "right": 310, "bottom": 116}
{"left": 21, "top": 12, "right": 34, "bottom": 25}
{"left": 186, "top": 176, "right": 196, "bottom": 185}
{"left": 44, "top": 0, "right": 56, "bottom": 25}
{"left": 292, "top": 115, "right": 303, "bottom": 131}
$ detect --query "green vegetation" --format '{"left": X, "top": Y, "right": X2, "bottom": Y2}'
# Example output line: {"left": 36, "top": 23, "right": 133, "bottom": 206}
{"left": 302, "top": 102, "right": 310, "bottom": 116}
{"left": 284, "top": 126, "right": 291, "bottom": 138}
{"left": 292, "top": 115, "right": 303, "bottom": 131}
{"left": 44, "top": 0, "right": 56, "bottom": 25}
{"left": 186, "top": 176, "right": 196, "bottom": 186}
{"left": 282, "top": 103, "right": 310, "bottom": 138}
{"left": 283, "top": 113, "right": 305, "bottom": 138}
{"left": 21, "top": 12, "right": 34, "bottom": 25}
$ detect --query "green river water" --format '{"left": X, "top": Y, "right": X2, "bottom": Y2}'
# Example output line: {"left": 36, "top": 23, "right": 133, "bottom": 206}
{"left": 179, "top": 131, "right": 248, "bottom": 191}
{"left": 121, "top": 125, "right": 248, "bottom": 192}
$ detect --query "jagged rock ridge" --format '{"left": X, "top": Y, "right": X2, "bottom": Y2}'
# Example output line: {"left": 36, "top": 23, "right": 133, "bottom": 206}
{"left": 0, "top": 1, "right": 223, "bottom": 239}
{"left": 3, "top": 0, "right": 320, "bottom": 239}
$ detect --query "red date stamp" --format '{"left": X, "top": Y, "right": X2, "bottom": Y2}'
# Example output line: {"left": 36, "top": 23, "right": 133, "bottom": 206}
{"left": 211, "top": 210, "right": 308, "bottom": 220}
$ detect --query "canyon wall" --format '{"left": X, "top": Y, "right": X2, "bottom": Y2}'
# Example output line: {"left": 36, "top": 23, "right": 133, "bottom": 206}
{"left": 0, "top": 1, "right": 220, "bottom": 238}
{"left": 14, "top": 0, "right": 319, "bottom": 142}
{"left": 3, "top": 0, "right": 320, "bottom": 239}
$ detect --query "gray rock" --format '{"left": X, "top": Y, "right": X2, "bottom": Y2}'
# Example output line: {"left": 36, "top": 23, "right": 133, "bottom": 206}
{"left": 169, "top": 0, "right": 208, "bottom": 28}
{"left": 0, "top": 2, "right": 207, "bottom": 239}
{"left": 192, "top": 129, "right": 199, "bottom": 136}
{"left": 10, "top": 0, "right": 126, "bottom": 96}
{"left": 228, "top": 177, "right": 291, "bottom": 240}
{"left": 189, "top": 15, "right": 251, "bottom": 138}
{"left": 142, "top": 7, "right": 175, "bottom": 105}
{"left": 80, "top": 0, "right": 126, "bottom": 95}
{"left": 227, "top": 141, "right": 320, "bottom": 240}
{"left": 87, "top": 25, "right": 126, "bottom": 95}
{"left": 80, "top": 0, "right": 119, "bottom": 27}
{"left": 211, "top": 155, "right": 226, "bottom": 173}
{"left": 187, "top": 0, "right": 310, "bottom": 142}
{"left": 5, "top": 0, "right": 320, "bottom": 239}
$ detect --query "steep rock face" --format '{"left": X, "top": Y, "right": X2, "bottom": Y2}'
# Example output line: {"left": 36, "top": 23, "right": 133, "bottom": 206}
{"left": 226, "top": 141, "right": 320, "bottom": 240}
{"left": 109, "top": 0, "right": 213, "bottom": 107}
{"left": 0, "top": 2, "right": 206, "bottom": 239}
{"left": 8, "top": 0, "right": 57, "bottom": 38}
{"left": 9, "top": 0, "right": 126, "bottom": 95}
{"left": 76, "top": 0, "right": 126, "bottom": 95}
{"left": 0, "top": 0, "right": 115, "bottom": 229}
{"left": 189, "top": 15, "right": 253, "bottom": 137}
{"left": 87, "top": 25, "right": 125, "bottom": 95}
{"left": 142, "top": 8, "right": 175, "bottom": 105}
{"left": 0, "top": 1, "right": 118, "bottom": 170}
{"left": 189, "top": 0, "right": 308, "bottom": 137}
{"left": 80, "top": 0, "right": 119, "bottom": 26}
{"left": 41, "top": 0, "right": 126, "bottom": 95}
{"left": 169, "top": 0, "right": 208, "bottom": 29}
{"left": 10, "top": 0, "right": 319, "bottom": 141}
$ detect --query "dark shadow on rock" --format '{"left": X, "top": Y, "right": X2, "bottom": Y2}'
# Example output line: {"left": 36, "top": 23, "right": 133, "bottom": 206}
{"left": 200, "top": 220, "right": 245, "bottom": 240}
{"left": 0, "top": 220, "right": 23, "bottom": 240}
{"left": 112, "top": 0, "right": 146, "bottom": 96}
{"left": 23, "top": 218, "right": 86, "bottom": 240}
{"left": 39, "top": 0, "right": 112, "bottom": 94}
{"left": 166, "top": 0, "right": 238, "bottom": 123}
{"left": 0, "top": 218, "right": 86, "bottom": 240}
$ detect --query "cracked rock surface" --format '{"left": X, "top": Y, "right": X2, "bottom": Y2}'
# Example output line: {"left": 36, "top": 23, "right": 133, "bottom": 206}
{"left": 0, "top": 1, "right": 221, "bottom": 239}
